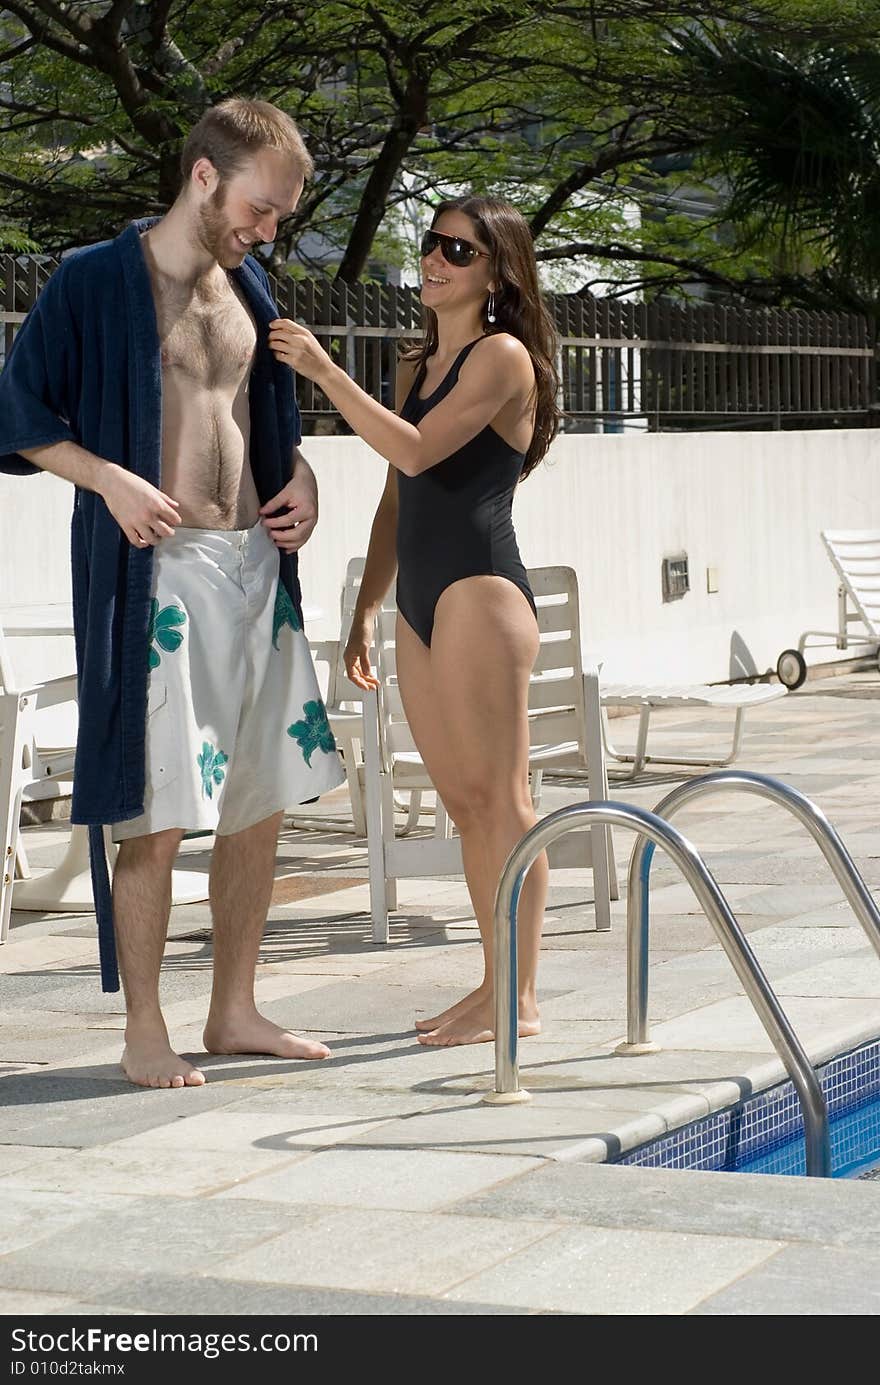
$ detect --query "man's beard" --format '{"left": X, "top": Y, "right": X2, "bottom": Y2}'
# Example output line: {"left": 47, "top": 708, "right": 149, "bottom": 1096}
{"left": 196, "top": 182, "right": 240, "bottom": 267}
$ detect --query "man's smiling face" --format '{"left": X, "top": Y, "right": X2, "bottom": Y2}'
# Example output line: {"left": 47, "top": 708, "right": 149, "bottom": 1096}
{"left": 194, "top": 148, "right": 304, "bottom": 269}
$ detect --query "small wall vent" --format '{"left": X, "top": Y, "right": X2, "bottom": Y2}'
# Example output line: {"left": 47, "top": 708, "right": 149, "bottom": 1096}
{"left": 661, "top": 553, "right": 690, "bottom": 603}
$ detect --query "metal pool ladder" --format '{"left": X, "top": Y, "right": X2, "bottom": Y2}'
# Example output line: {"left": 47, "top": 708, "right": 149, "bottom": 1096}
{"left": 487, "top": 772, "right": 880, "bottom": 1178}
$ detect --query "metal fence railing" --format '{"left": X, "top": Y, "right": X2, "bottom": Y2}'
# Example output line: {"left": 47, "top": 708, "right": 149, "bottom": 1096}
{"left": 3, "top": 255, "right": 877, "bottom": 431}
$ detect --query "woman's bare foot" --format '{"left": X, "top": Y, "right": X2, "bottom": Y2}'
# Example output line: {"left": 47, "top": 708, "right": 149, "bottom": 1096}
{"left": 417, "top": 999, "right": 541, "bottom": 1048}
{"left": 203, "top": 1011, "right": 330, "bottom": 1061}
{"left": 414, "top": 984, "right": 491, "bottom": 1033}
{"left": 121, "top": 1021, "right": 206, "bottom": 1089}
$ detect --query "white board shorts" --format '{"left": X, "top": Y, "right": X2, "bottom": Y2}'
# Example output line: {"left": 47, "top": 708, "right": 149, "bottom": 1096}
{"left": 113, "top": 519, "right": 344, "bottom": 842}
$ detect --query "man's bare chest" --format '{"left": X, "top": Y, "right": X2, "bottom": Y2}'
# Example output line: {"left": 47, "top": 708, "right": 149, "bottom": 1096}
{"left": 155, "top": 281, "right": 257, "bottom": 390}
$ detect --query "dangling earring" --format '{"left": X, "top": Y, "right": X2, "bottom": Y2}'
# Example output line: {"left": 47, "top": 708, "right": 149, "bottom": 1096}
{"left": 487, "top": 290, "right": 496, "bottom": 325}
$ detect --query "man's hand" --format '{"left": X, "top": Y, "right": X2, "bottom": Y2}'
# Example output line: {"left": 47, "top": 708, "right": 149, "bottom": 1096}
{"left": 259, "top": 453, "right": 319, "bottom": 553}
{"left": 99, "top": 464, "right": 181, "bottom": 547}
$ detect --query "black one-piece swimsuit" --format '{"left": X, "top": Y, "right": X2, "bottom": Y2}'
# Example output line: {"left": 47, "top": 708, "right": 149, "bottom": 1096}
{"left": 396, "top": 339, "right": 538, "bottom": 648}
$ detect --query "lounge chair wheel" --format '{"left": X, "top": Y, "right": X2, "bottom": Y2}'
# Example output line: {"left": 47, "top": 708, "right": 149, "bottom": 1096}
{"left": 777, "top": 649, "right": 807, "bottom": 690}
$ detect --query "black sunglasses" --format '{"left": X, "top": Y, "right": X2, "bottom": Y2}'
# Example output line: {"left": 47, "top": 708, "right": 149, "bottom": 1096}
{"left": 420, "top": 228, "right": 490, "bottom": 268}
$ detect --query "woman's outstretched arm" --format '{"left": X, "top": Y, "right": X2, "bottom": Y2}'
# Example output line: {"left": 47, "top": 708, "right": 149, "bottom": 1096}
{"left": 269, "top": 320, "right": 533, "bottom": 477}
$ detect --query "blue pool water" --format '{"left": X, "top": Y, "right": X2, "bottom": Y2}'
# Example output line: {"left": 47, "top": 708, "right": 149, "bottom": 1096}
{"left": 735, "top": 1091, "right": 880, "bottom": 1178}
{"left": 618, "top": 1037, "right": 880, "bottom": 1177}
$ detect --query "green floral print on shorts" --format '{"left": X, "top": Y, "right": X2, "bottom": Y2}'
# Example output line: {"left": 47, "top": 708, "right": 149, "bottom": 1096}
{"left": 198, "top": 741, "right": 229, "bottom": 799}
{"left": 148, "top": 599, "right": 186, "bottom": 671}
{"left": 272, "top": 582, "right": 302, "bottom": 648}
{"left": 287, "top": 699, "right": 335, "bottom": 767}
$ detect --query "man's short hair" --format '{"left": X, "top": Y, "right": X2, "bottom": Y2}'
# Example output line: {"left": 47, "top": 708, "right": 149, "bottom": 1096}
{"left": 181, "top": 99, "right": 314, "bottom": 185}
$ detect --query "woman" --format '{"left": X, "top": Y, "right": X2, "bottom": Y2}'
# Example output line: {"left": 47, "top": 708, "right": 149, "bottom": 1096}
{"left": 268, "top": 196, "right": 559, "bottom": 1047}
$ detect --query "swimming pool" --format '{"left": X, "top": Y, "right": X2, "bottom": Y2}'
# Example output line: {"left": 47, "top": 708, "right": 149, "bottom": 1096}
{"left": 735, "top": 1092, "right": 880, "bottom": 1178}
{"left": 617, "top": 1036, "right": 880, "bottom": 1178}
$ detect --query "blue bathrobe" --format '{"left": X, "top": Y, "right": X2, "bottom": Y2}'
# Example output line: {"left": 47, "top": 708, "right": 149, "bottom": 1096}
{"left": 0, "top": 221, "right": 304, "bottom": 990}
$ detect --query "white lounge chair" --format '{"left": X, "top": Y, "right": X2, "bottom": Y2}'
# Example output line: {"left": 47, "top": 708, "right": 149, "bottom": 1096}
{"left": 600, "top": 681, "right": 788, "bottom": 777}
{"left": 777, "top": 529, "right": 880, "bottom": 689}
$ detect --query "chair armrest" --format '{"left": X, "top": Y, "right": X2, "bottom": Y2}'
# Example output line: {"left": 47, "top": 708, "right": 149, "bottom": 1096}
{"left": 5, "top": 674, "right": 78, "bottom": 707}
{"left": 581, "top": 647, "right": 603, "bottom": 680}
{"left": 308, "top": 639, "right": 339, "bottom": 665}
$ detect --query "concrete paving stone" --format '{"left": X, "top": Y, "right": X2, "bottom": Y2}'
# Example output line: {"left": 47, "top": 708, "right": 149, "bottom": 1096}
{"left": 339, "top": 1098, "right": 667, "bottom": 1161}
{"left": 0, "top": 1143, "right": 311, "bottom": 1199}
{"left": 745, "top": 926, "right": 870, "bottom": 958}
{"left": 0, "top": 1072, "right": 250, "bottom": 1146}
{"left": 0, "top": 1028, "right": 131, "bottom": 1065}
{"left": 738, "top": 883, "right": 874, "bottom": 919}
{"left": 774, "top": 951, "right": 880, "bottom": 998}
{"left": 538, "top": 969, "right": 741, "bottom": 1026}
{"left": 505, "top": 1085, "right": 711, "bottom": 1128}
{"left": 0, "top": 1144, "right": 68, "bottom": 1177}
{"left": 550, "top": 913, "right": 777, "bottom": 954}
{"left": 82, "top": 1274, "right": 530, "bottom": 1316}
{"left": 522, "top": 1020, "right": 628, "bottom": 1047}
{"left": 0, "top": 935, "right": 105, "bottom": 972}
{"left": 778, "top": 900, "right": 877, "bottom": 928}
{"left": 0, "top": 1005, "right": 124, "bottom": 1032}
{"left": 444, "top": 1223, "right": 782, "bottom": 1314}
{"left": 634, "top": 881, "right": 770, "bottom": 917}
{"left": 0, "top": 1188, "right": 133, "bottom": 1256}
{"left": 0, "top": 1060, "right": 45, "bottom": 1077}
{"left": 217, "top": 1148, "right": 541, "bottom": 1211}
{"left": 215, "top": 1206, "right": 558, "bottom": 1295}
{"left": 256, "top": 955, "right": 395, "bottom": 976}
{"left": 690, "top": 1243, "right": 880, "bottom": 1315}
{"left": 502, "top": 1045, "right": 786, "bottom": 1103}
{"left": 0, "top": 969, "right": 98, "bottom": 1009}
{"left": 687, "top": 852, "right": 880, "bottom": 888}
{"left": 0, "top": 1288, "right": 154, "bottom": 1314}
{"left": 452, "top": 1159, "right": 880, "bottom": 1250}
{"left": 0, "top": 1198, "right": 317, "bottom": 1277}
{"left": 246, "top": 980, "right": 516, "bottom": 1036}
{"left": 278, "top": 1036, "right": 609, "bottom": 1094}
{"left": 647, "top": 993, "right": 880, "bottom": 1055}
{"left": 107, "top": 1097, "right": 443, "bottom": 1152}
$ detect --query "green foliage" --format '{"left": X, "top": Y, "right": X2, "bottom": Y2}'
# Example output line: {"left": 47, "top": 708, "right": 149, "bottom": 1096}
{"left": 1, "top": 0, "right": 878, "bottom": 308}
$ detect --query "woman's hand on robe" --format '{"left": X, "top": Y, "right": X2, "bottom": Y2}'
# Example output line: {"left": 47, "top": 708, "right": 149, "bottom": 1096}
{"left": 99, "top": 464, "right": 180, "bottom": 547}
{"left": 268, "top": 319, "right": 333, "bottom": 385}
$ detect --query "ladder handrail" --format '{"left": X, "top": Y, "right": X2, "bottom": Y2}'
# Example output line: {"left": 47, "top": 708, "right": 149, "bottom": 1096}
{"left": 628, "top": 770, "right": 880, "bottom": 1049}
{"left": 491, "top": 800, "right": 832, "bottom": 1177}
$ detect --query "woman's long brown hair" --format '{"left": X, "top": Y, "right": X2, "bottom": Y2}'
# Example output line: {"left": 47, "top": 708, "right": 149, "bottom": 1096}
{"left": 408, "top": 196, "right": 560, "bottom": 480}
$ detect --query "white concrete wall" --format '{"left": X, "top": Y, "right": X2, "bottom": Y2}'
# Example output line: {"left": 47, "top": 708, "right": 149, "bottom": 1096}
{"left": 299, "top": 428, "right": 880, "bottom": 683}
{"left": 3, "top": 428, "right": 879, "bottom": 686}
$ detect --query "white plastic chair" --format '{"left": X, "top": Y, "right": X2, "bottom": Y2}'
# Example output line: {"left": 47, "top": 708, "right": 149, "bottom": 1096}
{"left": 362, "top": 565, "right": 618, "bottom": 943}
{"left": 0, "top": 615, "right": 78, "bottom": 941}
{"left": 301, "top": 556, "right": 421, "bottom": 837}
{"left": 1, "top": 607, "right": 209, "bottom": 931}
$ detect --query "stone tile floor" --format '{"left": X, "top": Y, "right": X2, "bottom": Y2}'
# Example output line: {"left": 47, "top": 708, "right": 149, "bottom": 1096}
{"left": 2, "top": 671, "right": 880, "bottom": 1315}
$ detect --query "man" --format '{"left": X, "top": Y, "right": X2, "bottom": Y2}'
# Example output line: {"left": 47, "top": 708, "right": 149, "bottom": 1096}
{"left": 0, "top": 99, "right": 343, "bottom": 1088}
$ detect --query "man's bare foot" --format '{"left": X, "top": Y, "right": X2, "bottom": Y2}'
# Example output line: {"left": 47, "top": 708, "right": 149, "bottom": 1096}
{"left": 121, "top": 1028, "right": 206, "bottom": 1089}
{"left": 417, "top": 1000, "right": 541, "bottom": 1048}
{"left": 203, "top": 1011, "right": 330, "bottom": 1061}
{"left": 414, "top": 984, "right": 491, "bottom": 1033}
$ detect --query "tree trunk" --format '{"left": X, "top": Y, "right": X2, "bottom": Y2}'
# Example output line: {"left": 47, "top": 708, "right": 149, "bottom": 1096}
{"left": 335, "top": 82, "right": 427, "bottom": 283}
